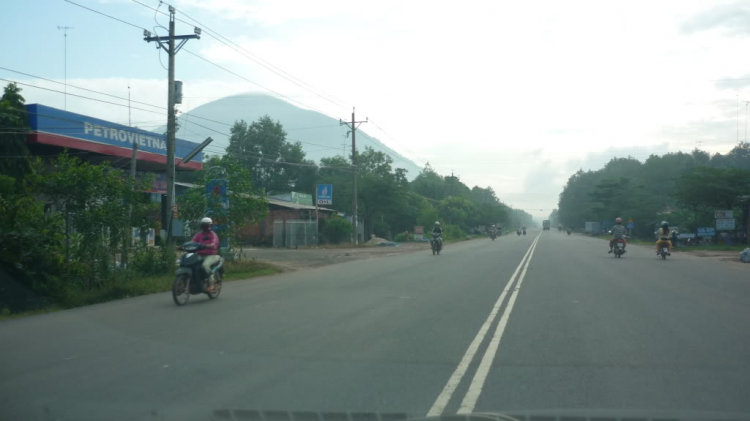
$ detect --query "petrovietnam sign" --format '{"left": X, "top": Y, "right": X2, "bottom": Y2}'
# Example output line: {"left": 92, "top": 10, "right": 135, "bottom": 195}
{"left": 84, "top": 121, "right": 166, "bottom": 151}
{"left": 25, "top": 104, "right": 202, "bottom": 168}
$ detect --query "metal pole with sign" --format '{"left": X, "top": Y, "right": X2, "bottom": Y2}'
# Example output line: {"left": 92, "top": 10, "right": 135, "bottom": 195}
{"left": 317, "top": 184, "right": 332, "bottom": 244}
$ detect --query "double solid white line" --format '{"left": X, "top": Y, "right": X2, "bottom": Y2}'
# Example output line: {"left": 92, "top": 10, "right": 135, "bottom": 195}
{"left": 426, "top": 233, "right": 542, "bottom": 416}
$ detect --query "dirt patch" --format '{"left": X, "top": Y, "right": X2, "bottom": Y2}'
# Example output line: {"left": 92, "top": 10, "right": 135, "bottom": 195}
{"left": 239, "top": 242, "right": 431, "bottom": 271}
{"left": 678, "top": 249, "right": 750, "bottom": 268}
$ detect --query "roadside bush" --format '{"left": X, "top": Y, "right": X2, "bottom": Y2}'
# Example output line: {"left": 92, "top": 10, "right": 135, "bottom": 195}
{"left": 442, "top": 224, "right": 467, "bottom": 241}
{"left": 325, "top": 217, "right": 353, "bottom": 244}
{"left": 394, "top": 232, "right": 406, "bottom": 242}
{"left": 132, "top": 246, "right": 159, "bottom": 275}
{"left": 132, "top": 245, "right": 176, "bottom": 276}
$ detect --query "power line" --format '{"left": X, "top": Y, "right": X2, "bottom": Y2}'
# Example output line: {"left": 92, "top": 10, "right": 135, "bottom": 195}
{"left": 180, "top": 48, "right": 329, "bottom": 116}
{"left": 63, "top": 0, "right": 333, "bottom": 118}
{"left": 63, "top": 0, "right": 432, "bottom": 175}
{"left": 135, "top": 0, "right": 351, "bottom": 110}
{"left": 0, "top": 66, "right": 238, "bottom": 129}
{"left": 64, "top": 0, "right": 147, "bottom": 31}
{"left": 1, "top": 78, "right": 168, "bottom": 116}
{"left": 367, "top": 118, "right": 440, "bottom": 170}
{"left": 0, "top": 67, "right": 164, "bottom": 111}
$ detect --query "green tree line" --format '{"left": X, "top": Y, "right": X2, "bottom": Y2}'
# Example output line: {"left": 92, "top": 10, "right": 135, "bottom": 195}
{"left": 556, "top": 144, "right": 750, "bottom": 238}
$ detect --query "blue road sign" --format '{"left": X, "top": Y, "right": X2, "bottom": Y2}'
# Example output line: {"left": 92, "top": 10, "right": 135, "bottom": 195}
{"left": 317, "top": 184, "right": 333, "bottom": 205}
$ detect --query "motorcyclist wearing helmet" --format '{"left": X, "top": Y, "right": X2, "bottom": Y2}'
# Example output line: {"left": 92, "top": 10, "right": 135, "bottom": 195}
{"left": 191, "top": 217, "right": 221, "bottom": 292}
{"left": 608, "top": 217, "right": 627, "bottom": 253}
{"left": 432, "top": 221, "right": 443, "bottom": 249}
{"left": 656, "top": 221, "right": 672, "bottom": 256}
{"left": 433, "top": 221, "right": 443, "bottom": 236}
{"left": 490, "top": 224, "right": 497, "bottom": 237}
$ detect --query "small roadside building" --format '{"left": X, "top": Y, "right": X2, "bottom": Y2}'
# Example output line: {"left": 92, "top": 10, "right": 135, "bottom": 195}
{"left": 240, "top": 195, "right": 335, "bottom": 247}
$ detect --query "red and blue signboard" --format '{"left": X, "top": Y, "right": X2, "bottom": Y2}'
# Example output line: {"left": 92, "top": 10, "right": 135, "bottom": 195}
{"left": 25, "top": 104, "right": 203, "bottom": 170}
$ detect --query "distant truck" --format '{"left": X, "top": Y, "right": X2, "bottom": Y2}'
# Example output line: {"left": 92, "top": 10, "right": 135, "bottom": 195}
{"left": 542, "top": 220, "right": 551, "bottom": 230}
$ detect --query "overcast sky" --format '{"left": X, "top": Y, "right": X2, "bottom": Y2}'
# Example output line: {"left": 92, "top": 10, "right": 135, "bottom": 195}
{"left": 3, "top": 0, "right": 750, "bottom": 217}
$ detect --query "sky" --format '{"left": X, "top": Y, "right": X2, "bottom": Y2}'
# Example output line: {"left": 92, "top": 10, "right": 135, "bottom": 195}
{"left": 3, "top": 0, "right": 750, "bottom": 218}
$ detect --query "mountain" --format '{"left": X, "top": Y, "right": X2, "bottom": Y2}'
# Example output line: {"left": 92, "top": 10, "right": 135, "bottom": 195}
{"left": 172, "top": 94, "right": 422, "bottom": 179}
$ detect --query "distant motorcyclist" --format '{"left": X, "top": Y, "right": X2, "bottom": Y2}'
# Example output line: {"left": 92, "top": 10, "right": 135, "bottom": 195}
{"left": 192, "top": 217, "right": 220, "bottom": 292}
{"left": 671, "top": 230, "right": 680, "bottom": 249}
{"left": 490, "top": 224, "right": 498, "bottom": 237}
{"left": 656, "top": 221, "right": 672, "bottom": 256}
{"left": 433, "top": 221, "right": 443, "bottom": 236}
{"left": 608, "top": 217, "right": 627, "bottom": 253}
{"left": 432, "top": 221, "right": 443, "bottom": 251}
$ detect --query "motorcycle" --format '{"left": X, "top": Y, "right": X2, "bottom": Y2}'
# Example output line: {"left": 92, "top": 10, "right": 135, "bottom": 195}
{"left": 173, "top": 241, "right": 224, "bottom": 306}
{"left": 490, "top": 231, "right": 497, "bottom": 241}
{"left": 522, "top": 229, "right": 526, "bottom": 235}
{"left": 431, "top": 233, "right": 443, "bottom": 255}
{"left": 517, "top": 229, "right": 521, "bottom": 236}
{"left": 567, "top": 228, "right": 572, "bottom": 235}
{"left": 613, "top": 238, "right": 626, "bottom": 258}
{"left": 659, "top": 243, "right": 669, "bottom": 260}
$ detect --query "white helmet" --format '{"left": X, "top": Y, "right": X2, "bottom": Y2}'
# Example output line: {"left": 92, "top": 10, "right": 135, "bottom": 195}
{"left": 201, "top": 217, "right": 213, "bottom": 225}
{"left": 434, "top": 221, "right": 440, "bottom": 225}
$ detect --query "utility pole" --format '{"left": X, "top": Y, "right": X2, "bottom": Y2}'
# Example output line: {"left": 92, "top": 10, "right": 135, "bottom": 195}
{"left": 340, "top": 108, "right": 367, "bottom": 245}
{"left": 122, "top": 142, "right": 138, "bottom": 268}
{"left": 144, "top": 7, "right": 200, "bottom": 244}
{"left": 57, "top": 26, "right": 73, "bottom": 110}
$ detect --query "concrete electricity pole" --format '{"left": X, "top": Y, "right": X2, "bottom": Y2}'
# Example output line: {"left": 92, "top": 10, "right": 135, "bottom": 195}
{"left": 340, "top": 109, "right": 367, "bottom": 245}
{"left": 143, "top": 6, "right": 200, "bottom": 243}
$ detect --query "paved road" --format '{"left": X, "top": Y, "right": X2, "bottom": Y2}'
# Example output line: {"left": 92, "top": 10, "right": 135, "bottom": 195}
{"left": 2, "top": 232, "right": 750, "bottom": 421}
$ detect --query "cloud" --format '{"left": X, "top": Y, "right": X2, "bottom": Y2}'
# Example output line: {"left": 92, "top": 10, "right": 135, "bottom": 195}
{"left": 682, "top": 1, "right": 750, "bottom": 36}
{"left": 659, "top": 119, "right": 739, "bottom": 150}
{"left": 715, "top": 75, "right": 750, "bottom": 90}
{"left": 175, "top": 0, "right": 348, "bottom": 26}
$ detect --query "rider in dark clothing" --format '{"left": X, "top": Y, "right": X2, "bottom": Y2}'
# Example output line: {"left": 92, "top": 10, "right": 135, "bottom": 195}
{"left": 433, "top": 221, "right": 443, "bottom": 236}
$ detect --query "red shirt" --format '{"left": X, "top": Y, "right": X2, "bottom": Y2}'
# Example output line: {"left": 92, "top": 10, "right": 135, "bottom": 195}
{"left": 192, "top": 230, "right": 219, "bottom": 256}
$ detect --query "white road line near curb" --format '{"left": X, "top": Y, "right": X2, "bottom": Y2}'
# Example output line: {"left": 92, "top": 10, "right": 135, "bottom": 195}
{"left": 426, "top": 233, "right": 542, "bottom": 417}
{"left": 456, "top": 232, "right": 541, "bottom": 414}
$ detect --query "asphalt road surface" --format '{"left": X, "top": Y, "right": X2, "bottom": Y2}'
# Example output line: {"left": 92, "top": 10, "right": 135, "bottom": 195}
{"left": 2, "top": 231, "right": 750, "bottom": 421}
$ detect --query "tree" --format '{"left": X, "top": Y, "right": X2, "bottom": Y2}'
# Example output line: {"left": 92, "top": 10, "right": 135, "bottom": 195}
{"left": 548, "top": 209, "right": 559, "bottom": 226}
{"left": 674, "top": 166, "right": 750, "bottom": 211}
{"left": 438, "top": 196, "right": 478, "bottom": 230}
{"left": 411, "top": 163, "right": 446, "bottom": 201}
{"left": 0, "top": 174, "right": 64, "bottom": 290}
{"left": 226, "top": 116, "right": 313, "bottom": 194}
{"left": 28, "top": 153, "right": 155, "bottom": 288}
{"left": 324, "top": 216, "right": 352, "bottom": 244}
{"left": 0, "top": 82, "right": 31, "bottom": 177}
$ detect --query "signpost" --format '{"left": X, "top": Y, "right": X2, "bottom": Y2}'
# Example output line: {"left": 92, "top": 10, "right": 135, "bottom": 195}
{"left": 317, "top": 184, "right": 333, "bottom": 205}
{"left": 716, "top": 218, "right": 736, "bottom": 231}
{"left": 697, "top": 227, "right": 716, "bottom": 237}
{"left": 715, "top": 210, "right": 734, "bottom": 219}
{"left": 413, "top": 226, "right": 424, "bottom": 241}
